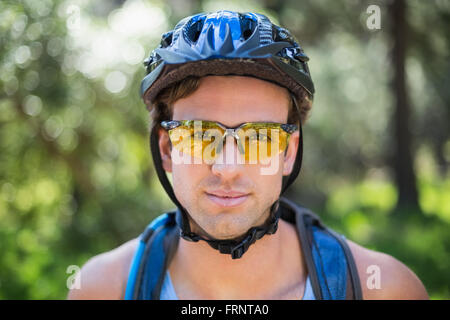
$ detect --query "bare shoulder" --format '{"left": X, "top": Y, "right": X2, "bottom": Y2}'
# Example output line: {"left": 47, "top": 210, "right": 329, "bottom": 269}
{"left": 346, "top": 239, "right": 429, "bottom": 300}
{"left": 67, "top": 237, "right": 140, "bottom": 300}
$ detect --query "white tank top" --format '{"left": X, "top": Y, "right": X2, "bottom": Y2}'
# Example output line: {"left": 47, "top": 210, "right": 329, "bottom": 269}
{"left": 159, "top": 271, "right": 316, "bottom": 300}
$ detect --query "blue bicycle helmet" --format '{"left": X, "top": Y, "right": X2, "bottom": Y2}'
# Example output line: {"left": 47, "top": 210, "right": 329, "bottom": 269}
{"left": 143, "top": 10, "right": 315, "bottom": 259}
{"left": 141, "top": 11, "right": 314, "bottom": 112}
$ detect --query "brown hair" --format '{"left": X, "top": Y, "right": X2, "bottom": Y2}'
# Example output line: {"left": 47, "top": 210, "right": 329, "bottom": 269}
{"left": 149, "top": 76, "right": 312, "bottom": 127}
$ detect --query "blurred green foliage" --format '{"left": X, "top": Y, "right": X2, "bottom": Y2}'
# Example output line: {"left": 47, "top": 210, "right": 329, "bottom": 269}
{"left": 0, "top": 0, "right": 448, "bottom": 299}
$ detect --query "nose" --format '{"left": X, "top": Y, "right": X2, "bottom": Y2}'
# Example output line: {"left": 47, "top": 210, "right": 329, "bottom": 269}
{"left": 211, "top": 135, "right": 245, "bottom": 178}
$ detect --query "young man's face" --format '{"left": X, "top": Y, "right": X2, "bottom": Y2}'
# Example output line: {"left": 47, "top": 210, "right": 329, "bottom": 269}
{"left": 158, "top": 76, "right": 300, "bottom": 240}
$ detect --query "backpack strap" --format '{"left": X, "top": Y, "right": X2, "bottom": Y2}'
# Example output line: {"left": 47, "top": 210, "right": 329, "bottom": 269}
{"left": 124, "top": 212, "right": 179, "bottom": 300}
{"left": 279, "top": 197, "right": 363, "bottom": 300}
{"left": 309, "top": 224, "right": 347, "bottom": 299}
{"left": 326, "top": 227, "right": 363, "bottom": 300}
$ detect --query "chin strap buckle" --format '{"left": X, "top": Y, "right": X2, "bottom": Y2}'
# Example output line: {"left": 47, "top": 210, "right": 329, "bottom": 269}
{"left": 229, "top": 228, "right": 258, "bottom": 259}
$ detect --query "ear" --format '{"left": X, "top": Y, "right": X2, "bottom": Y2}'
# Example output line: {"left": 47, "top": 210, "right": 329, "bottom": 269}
{"left": 282, "top": 130, "right": 300, "bottom": 176}
{"left": 158, "top": 128, "right": 172, "bottom": 173}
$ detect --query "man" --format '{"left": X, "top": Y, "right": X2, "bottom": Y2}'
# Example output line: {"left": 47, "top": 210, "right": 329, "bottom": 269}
{"left": 68, "top": 10, "right": 428, "bottom": 300}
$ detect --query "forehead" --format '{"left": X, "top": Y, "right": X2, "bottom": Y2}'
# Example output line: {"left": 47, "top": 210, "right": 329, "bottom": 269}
{"left": 172, "top": 76, "right": 291, "bottom": 126}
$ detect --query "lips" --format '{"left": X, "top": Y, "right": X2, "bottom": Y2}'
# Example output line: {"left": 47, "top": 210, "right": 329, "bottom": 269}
{"left": 205, "top": 190, "right": 250, "bottom": 207}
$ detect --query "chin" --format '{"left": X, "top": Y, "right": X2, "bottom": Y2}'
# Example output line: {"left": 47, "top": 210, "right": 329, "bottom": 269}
{"left": 199, "top": 212, "right": 256, "bottom": 240}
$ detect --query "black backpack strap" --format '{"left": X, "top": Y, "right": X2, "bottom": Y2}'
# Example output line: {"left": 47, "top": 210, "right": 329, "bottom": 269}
{"left": 294, "top": 210, "right": 325, "bottom": 299}
{"left": 279, "top": 197, "right": 362, "bottom": 300}
{"left": 150, "top": 225, "right": 180, "bottom": 300}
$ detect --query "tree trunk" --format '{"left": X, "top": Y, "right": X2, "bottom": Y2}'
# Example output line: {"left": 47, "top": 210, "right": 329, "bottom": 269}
{"left": 389, "top": 0, "right": 420, "bottom": 212}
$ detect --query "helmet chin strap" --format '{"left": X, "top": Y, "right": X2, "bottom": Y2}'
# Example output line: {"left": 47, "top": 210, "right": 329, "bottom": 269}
{"left": 149, "top": 94, "right": 302, "bottom": 259}
{"left": 175, "top": 200, "right": 281, "bottom": 259}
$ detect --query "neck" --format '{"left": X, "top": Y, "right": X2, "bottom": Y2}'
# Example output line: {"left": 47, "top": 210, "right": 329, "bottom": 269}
{"left": 168, "top": 219, "right": 305, "bottom": 299}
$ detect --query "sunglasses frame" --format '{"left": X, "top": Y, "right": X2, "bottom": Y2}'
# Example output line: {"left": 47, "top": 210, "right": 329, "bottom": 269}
{"left": 160, "top": 119, "right": 298, "bottom": 159}
{"left": 161, "top": 120, "right": 298, "bottom": 134}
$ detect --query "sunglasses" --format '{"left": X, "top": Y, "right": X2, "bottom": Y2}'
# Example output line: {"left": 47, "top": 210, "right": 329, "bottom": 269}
{"left": 160, "top": 120, "right": 298, "bottom": 164}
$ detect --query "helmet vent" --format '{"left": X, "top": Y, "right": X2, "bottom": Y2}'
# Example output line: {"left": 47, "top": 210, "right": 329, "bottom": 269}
{"left": 185, "top": 17, "right": 205, "bottom": 44}
{"left": 192, "top": 30, "right": 201, "bottom": 43}
{"left": 242, "top": 29, "right": 253, "bottom": 40}
{"left": 240, "top": 17, "right": 256, "bottom": 41}
{"left": 160, "top": 31, "right": 173, "bottom": 48}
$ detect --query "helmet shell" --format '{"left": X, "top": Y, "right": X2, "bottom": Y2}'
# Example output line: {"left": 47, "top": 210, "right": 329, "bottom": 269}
{"left": 141, "top": 10, "right": 314, "bottom": 110}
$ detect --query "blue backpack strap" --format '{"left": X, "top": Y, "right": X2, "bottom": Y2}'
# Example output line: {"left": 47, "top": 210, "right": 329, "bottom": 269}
{"left": 124, "top": 212, "right": 179, "bottom": 300}
{"left": 325, "top": 226, "right": 363, "bottom": 300}
{"left": 310, "top": 225, "right": 348, "bottom": 299}
{"left": 124, "top": 238, "right": 146, "bottom": 300}
{"left": 280, "top": 197, "right": 362, "bottom": 300}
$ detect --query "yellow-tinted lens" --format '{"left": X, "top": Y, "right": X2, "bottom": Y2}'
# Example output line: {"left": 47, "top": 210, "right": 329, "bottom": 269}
{"left": 236, "top": 123, "right": 290, "bottom": 163}
{"left": 168, "top": 121, "right": 224, "bottom": 162}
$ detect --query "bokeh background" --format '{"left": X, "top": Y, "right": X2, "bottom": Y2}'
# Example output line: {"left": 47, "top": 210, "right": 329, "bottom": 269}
{"left": 0, "top": 0, "right": 449, "bottom": 299}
